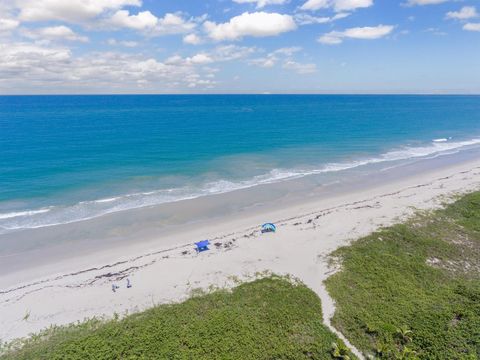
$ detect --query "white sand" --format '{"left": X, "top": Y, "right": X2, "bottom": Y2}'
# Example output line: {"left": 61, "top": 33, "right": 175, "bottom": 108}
{"left": 1, "top": 159, "right": 480, "bottom": 358}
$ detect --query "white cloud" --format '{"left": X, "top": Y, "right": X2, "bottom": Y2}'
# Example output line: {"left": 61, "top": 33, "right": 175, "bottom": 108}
{"left": 318, "top": 33, "right": 343, "bottom": 44}
{"left": 152, "top": 13, "right": 199, "bottom": 35}
{"left": 250, "top": 56, "right": 277, "bottom": 67}
{"left": 109, "top": 10, "right": 158, "bottom": 30}
{"left": 0, "top": 42, "right": 72, "bottom": 82}
{"left": 300, "top": 0, "right": 329, "bottom": 11}
{"left": 446, "top": 7, "right": 478, "bottom": 20}
{"left": 463, "top": 22, "right": 480, "bottom": 31}
{"left": 249, "top": 46, "right": 313, "bottom": 74}
{"left": 164, "top": 53, "right": 214, "bottom": 65}
{"left": 0, "top": 18, "right": 20, "bottom": 31}
{"left": 0, "top": 41, "right": 220, "bottom": 92}
{"left": 334, "top": 0, "right": 373, "bottom": 11}
{"left": 318, "top": 24, "right": 394, "bottom": 44}
{"left": 405, "top": 0, "right": 448, "bottom": 6}
{"left": 22, "top": 25, "right": 89, "bottom": 42}
{"left": 11, "top": 1, "right": 199, "bottom": 35}
{"left": 300, "top": 0, "right": 373, "bottom": 12}
{"left": 232, "top": 0, "right": 288, "bottom": 9}
{"left": 16, "top": 0, "right": 141, "bottom": 22}
{"left": 167, "top": 45, "right": 257, "bottom": 67}
{"left": 295, "top": 12, "right": 350, "bottom": 25}
{"left": 282, "top": 60, "right": 317, "bottom": 74}
{"left": 108, "top": 12, "right": 199, "bottom": 34}
{"left": 204, "top": 12, "right": 296, "bottom": 41}
{"left": 183, "top": 33, "right": 203, "bottom": 45}
{"left": 424, "top": 27, "right": 446, "bottom": 36}
{"left": 273, "top": 46, "right": 302, "bottom": 55}
{"left": 189, "top": 53, "right": 214, "bottom": 64}
{"left": 213, "top": 44, "right": 257, "bottom": 60}
{"left": 170, "top": 46, "right": 255, "bottom": 68}
{"left": 107, "top": 39, "right": 138, "bottom": 47}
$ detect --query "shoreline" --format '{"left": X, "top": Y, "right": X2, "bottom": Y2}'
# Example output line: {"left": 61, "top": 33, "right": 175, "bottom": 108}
{"left": 1, "top": 156, "right": 480, "bottom": 343}
{"left": 2, "top": 146, "right": 480, "bottom": 278}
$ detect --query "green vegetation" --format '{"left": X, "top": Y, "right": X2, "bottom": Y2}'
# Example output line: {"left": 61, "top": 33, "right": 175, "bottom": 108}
{"left": 7, "top": 191, "right": 480, "bottom": 359}
{"left": 1, "top": 276, "right": 353, "bottom": 360}
{"left": 326, "top": 192, "right": 480, "bottom": 359}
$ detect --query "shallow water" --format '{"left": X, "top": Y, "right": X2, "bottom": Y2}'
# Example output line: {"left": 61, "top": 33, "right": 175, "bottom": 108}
{"left": 1, "top": 95, "right": 480, "bottom": 233}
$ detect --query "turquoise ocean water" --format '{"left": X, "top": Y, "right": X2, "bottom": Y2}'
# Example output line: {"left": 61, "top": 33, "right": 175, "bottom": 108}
{"left": 1, "top": 95, "right": 480, "bottom": 234}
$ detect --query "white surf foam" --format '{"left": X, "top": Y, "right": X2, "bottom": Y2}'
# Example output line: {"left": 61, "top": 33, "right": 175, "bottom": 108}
{"left": 2, "top": 137, "right": 480, "bottom": 233}
{"left": 93, "top": 197, "right": 121, "bottom": 204}
{"left": 0, "top": 209, "right": 51, "bottom": 220}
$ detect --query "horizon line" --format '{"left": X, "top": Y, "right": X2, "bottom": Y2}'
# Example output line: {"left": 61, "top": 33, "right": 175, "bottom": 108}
{"left": 1, "top": 93, "right": 480, "bottom": 96}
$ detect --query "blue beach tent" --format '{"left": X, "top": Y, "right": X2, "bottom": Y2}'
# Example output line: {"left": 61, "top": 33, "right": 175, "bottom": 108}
{"left": 195, "top": 240, "right": 210, "bottom": 252}
{"left": 261, "top": 223, "right": 276, "bottom": 233}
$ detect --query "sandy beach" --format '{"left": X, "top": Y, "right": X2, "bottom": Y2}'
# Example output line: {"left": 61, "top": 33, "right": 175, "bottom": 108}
{"left": 1, "top": 156, "right": 480, "bottom": 349}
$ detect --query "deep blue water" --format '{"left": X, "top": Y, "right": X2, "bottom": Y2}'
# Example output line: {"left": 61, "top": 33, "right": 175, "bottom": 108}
{"left": 1, "top": 95, "right": 480, "bottom": 232}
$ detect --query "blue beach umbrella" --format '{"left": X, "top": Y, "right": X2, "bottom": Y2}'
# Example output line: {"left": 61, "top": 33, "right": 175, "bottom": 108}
{"left": 261, "top": 223, "right": 276, "bottom": 233}
{"left": 195, "top": 240, "right": 210, "bottom": 252}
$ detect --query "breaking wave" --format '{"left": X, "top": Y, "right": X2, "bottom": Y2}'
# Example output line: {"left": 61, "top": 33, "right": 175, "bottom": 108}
{"left": 1, "top": 137, "right": 479, "bottom": 234}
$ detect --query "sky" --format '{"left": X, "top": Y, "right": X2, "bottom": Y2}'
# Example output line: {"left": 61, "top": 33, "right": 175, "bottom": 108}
{"left": 0, "top": 0, "right": 479, "bottom": 94}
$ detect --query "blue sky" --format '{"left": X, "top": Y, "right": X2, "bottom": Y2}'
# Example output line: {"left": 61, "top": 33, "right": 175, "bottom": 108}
{"left": 0, "top": 0, "right": 479, "bottom": 94}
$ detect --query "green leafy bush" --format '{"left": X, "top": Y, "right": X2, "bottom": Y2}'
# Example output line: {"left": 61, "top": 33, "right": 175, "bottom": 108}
{"left": 326, "top": 192, "right": 480, "bottom": 359}
{"left": 2, "top": 277, "right": 344, "bottom": 360}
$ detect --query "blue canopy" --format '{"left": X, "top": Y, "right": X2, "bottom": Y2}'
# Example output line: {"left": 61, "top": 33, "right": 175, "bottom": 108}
{"left": 195, "top": 240, "right": 210, "bottom": 252}
{"left": 261, "top": 223, "right": 276, "bottom": 233}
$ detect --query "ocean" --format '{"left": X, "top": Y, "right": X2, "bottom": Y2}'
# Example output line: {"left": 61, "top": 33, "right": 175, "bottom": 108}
{"left": 1, "top": 95, "right": 480, "bottom": 234}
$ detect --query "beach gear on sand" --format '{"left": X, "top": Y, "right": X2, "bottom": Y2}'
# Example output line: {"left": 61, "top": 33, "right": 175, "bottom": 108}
{"left": 261, "top": 223, "right": 276, "bottom": 233}
{"left": 195, "top": 240, "right": 210, "bottom": 252}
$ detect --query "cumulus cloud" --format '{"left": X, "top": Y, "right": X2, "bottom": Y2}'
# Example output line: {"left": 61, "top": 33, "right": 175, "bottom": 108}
{"left": 0, "top": 41, "right": 221, "bottom": 92}
{"left": 249, "top": 56, "right": 277, "bottom": 67}
{"left": 300, "top": 0, "right": 328, "bottom": 10}
{"left": 0, "top": 18, "right": 20, "bottom": 32}
{"left": 16, "top": 0, "right": 141, "bottom": 22}
{"left": 0, "top": 42, "right": 72, "bottom": 83}
{"left": 166, "top": 46, "right": 257, "bottom": 78}
{"left": 232, "top": 0, "right": 288, "bottom": 9}
{"left": 109, "top": 10, "right": 158, "bottom": 30}
{"left": 212, "top": 44, "right": 257, "bottom": 60}
{"left": 318, "top": 24, "right": 394, "bottom": 44}
{"left": 300, "top": 0, "right": 373, "bottom": 12}
{"left": 183, "top": 33, "right": 203, "bottom": 45}
{"left": 273, "top": 46, "right": 302, "bottom": 55}
{"left": 282, "top": 60, "right": 317, "bottom": 74}
{"left": 295, "top": 12, "right": 350, "bottom": 25}
{"left": 446, "top": 7, "right": 478, "bottom": 20}
{"left": 249, "top": 46, "right": 314, "bottom": 74}
{"left": 405, "top": 0, "right": 448, "bottom": 6}
{"left": 167, "top": 46, "right": 256, "bottom": 69}
{"left": 107, "top": 39, "right": 138, "bottom": 47}
{"left": 0, "top": 43, "right": 257, "bottom": 92}
{"left": 248, "top": 48, "right": 295, "bottom": 67}
{"left": 104, "top": 11, "right": 199, "bottom": 34}
{"left": 164, "top": 53, "right": 214, "bottom": 66}
{"left": 152, "top": 13, "right": 199, "bottom": 35}
{"left": 13, "top": 1, "right": 199, "bottom": 35}
{"left": 204, "top": 12, "right": 296, "bottom": 41}
{"left": 188, "top": 53, "right": 214, "bottom": 65}
{"left": 22, "top": 25, "right": 89, "bottom": 42}
{"left": 424, "top": 27, "right": 446, "bottom": 36}
{"left": 463, "top": 23, "right": 480, "bottom": 31}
